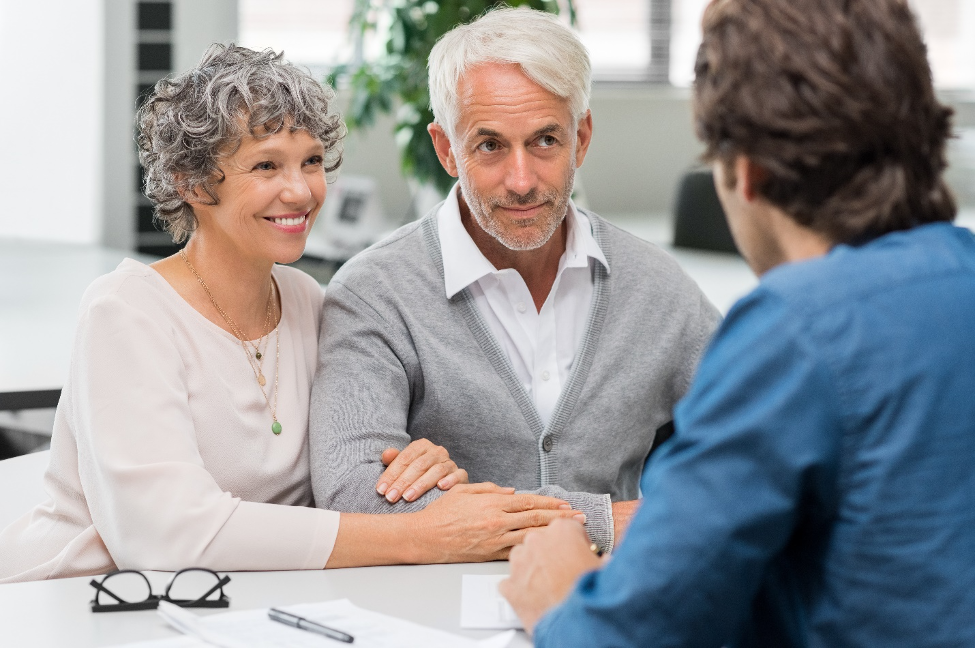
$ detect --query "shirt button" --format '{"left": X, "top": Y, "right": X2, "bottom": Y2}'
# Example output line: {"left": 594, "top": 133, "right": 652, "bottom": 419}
{"left": 541, "top": 370, "right": 551, "bottom": 381}
{"left": 516, "top": 302, "right": 527, "bottom": 313}
{"left": 542, "top": 436, "right": 553, "bottom": 452}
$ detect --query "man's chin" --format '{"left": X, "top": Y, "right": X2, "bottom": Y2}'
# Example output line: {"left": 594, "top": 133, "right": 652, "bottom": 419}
{"left": 492, "top": 228, "right": 554, "bottom": 251}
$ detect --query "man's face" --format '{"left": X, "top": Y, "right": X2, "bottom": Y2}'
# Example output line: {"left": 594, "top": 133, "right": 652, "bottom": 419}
{"left": 435, "top": 63, "right": 592, "bottom": 251}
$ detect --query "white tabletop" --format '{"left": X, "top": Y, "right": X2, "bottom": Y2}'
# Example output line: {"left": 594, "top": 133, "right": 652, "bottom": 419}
{"left": 0, "top": 240, "right": 157, "bottom": 408}
{"left": 0, "top": 562, "right": 525, "bottom": 647}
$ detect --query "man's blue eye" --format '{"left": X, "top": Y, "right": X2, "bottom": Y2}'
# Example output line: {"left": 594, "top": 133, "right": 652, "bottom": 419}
{"left": 254, "top": 161, "right": 274, "bottom": 171}
{"left": 539, "top": 135, "right": 557, "bottom": 146}
{"left": 479, "top": 141, "right": 499, "bottom": 152}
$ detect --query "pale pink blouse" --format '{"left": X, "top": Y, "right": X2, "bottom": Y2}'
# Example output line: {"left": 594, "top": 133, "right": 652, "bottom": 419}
{"left": 0, "top": 259, "right": 339, "bottom": 583}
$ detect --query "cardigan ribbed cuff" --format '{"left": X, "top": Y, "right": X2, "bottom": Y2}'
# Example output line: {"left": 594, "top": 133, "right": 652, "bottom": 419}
{"left": 567, "top": 492, "right": 614, "bottom": 553}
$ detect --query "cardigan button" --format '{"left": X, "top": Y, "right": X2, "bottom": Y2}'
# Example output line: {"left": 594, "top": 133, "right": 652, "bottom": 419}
{"left": 542, "top": 436, "right": 554, "bottom": 452}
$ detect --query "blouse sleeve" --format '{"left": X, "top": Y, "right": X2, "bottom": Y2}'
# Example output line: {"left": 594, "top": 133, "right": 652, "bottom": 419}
{"left": 71, "top": 282, "right": 338, "bottom": 571}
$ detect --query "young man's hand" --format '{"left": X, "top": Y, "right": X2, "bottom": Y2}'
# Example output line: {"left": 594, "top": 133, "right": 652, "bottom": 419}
{"left": 499, "top": 518, "right": 602, "bottom": 635}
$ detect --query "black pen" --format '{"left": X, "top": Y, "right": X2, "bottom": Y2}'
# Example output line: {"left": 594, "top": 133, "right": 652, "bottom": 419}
{"left": 268, "top": 607, "right": 355, "bottom": 644}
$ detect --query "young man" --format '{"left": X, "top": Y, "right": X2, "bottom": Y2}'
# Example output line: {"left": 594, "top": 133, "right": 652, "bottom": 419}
{"left": 308, "top": 7, "right": 719, "bottom": 553}
{"left": 500, "top": 0, "right": 975, "bottom": 646}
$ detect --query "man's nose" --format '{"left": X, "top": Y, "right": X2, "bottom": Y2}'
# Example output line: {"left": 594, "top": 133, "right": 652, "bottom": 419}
{"left": 505, "top": 148, "right": 538, "bottom": 198}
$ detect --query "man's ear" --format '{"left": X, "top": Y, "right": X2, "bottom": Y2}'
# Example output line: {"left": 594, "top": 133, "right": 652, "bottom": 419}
{"left": 574, "top": 110, "right": 593, "bottom": 168}
{"left": 427, "top": 123, "right": 459, "bottom": 177}
{"left": 734, "top": 156, "right": 769, "bottom": 203}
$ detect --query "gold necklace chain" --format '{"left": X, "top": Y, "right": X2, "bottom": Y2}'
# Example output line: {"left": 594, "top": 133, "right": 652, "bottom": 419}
{"left": 180, "top": 249, "right": 273, "bottom": 350}
{"left": 180, "top": 248, "right": 283, "bottom": 435}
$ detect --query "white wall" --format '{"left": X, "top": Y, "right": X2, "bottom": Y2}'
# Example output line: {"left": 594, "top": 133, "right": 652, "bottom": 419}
{"left": 960, "top": 0, "right": 976, "bottom": 90}
{"left": 173, "top": 0, "right": 237, "bottom": 74}
{"left": 0, "top": 0, "right": 104, "bottom": 243}
{"left": 101, "top": 0, "right": 134, "bottom": 250}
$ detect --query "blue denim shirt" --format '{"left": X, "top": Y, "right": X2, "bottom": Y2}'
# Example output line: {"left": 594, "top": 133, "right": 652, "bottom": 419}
{"left": 535, "top": 223, "right": 975, "bottom": 647}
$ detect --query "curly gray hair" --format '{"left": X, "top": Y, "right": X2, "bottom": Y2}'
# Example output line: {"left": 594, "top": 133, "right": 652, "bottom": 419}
{"left": 136, "top": 44, "right": 345, "bottom": 243}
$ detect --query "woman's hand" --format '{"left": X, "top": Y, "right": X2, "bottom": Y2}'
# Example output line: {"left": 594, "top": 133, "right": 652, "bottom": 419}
{"left": 375, "top": 439, "right": 468, "bottom": 503}
{"left": 407, "top": 483, "right": 587, "bottom": 563}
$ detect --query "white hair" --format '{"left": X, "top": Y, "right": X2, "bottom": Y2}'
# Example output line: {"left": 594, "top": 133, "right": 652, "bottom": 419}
{"left": 428, "top": 7, "right": 591, "bottom": 138}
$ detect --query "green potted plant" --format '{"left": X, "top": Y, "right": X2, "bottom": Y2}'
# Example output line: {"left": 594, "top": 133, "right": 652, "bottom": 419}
{"left": 329, "top": 0, "right": 578, "bottom": 197}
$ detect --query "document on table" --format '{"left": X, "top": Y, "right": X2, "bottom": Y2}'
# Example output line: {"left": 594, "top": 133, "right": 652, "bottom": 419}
{"left": 152, "top": 599, "right": 515, "bottom": 648}
{"left": 460, "top": 574, "right": 523, "bottom": 630}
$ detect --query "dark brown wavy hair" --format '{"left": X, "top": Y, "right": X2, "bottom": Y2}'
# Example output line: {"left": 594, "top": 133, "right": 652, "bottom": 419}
{"left": 693, "top": 0, "right": 956, "bottom": 244}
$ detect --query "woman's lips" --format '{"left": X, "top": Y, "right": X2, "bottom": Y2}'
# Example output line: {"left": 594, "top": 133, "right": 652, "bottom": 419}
{"left": 264, "top": 214, "right": 309, "bottom": 233}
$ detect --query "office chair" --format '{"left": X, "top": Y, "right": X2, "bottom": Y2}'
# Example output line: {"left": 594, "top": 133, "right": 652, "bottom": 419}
{"left": 672, "top": 166, "right": 740, "bottom": 254}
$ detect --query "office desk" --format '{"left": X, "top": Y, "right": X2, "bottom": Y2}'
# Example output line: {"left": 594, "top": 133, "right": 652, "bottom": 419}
{"left": 0, "top": 562, "right": 523, "bottom": 647}
{"left": 0, "top": 240, "right": 157, "bottom": 411}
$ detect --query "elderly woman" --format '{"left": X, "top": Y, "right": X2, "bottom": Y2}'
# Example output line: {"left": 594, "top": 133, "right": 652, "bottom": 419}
{"left": 0, "top": 44, "right": 582, "bottom": 583}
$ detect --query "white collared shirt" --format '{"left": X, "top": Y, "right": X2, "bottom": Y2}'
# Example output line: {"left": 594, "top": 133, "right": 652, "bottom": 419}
{"left": 438, "top": 184, "right": 609, "bottom": 427}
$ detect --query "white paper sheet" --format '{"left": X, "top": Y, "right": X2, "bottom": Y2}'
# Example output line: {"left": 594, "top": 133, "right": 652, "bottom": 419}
{"left": 156, "top": 598, "right": 514, "bottom": 648}
{"left": 119, "top": 633, "right": 215, "bottom": 648}
{"left": 460, "top": 574, "right": 523, "bottom": 630}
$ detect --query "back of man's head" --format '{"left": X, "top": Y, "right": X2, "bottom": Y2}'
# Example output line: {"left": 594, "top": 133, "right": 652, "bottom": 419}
{"left": 694, "top": 0, "right": 956, "bottom": 244}
{"left": 428, "top": 6, "right": 591, "bottom": 138}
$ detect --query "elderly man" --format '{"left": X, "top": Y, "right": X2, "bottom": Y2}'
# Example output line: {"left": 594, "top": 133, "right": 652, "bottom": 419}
{"left": 500, "top": 0, "right": 975, "bottom": 646}
{"left": 309, "top": 7, "right": 718, "bottom": 552}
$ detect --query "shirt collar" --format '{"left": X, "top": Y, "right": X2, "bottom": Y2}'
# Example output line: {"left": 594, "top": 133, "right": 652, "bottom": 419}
{"left": 437, "top": 183, "right": 609, "bottom": 299}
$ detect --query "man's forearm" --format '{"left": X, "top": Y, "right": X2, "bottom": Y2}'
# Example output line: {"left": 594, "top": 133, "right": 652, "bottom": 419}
{"left": 312, "top": 459, "right": 442, "bottom": 514}
{"left": 611, "top": 499, "right": 641, "bottom": 548}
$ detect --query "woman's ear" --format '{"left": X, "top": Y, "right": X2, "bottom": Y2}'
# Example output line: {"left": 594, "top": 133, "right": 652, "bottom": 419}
{"left": 174, "top": 173, "right": 213, "bottom": 206}
{"left": 176, "top": 182, "right": 203, "bottom": 205}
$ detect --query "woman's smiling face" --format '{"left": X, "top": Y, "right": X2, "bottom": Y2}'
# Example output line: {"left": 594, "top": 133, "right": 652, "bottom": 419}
{"left": 189, "top": 124, "right": 327, "bottom": 265}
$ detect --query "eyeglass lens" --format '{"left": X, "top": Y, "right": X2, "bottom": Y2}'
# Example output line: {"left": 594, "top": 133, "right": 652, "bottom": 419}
{"left": 166, "top": 568, "right": 225, "bottom": 603}
{"left": 98, "top": 571, "right": 153, "bottom": 605}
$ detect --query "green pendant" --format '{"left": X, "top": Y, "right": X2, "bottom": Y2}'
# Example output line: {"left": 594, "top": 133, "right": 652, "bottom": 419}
{"left": 271, "top": 421, "right": 282, "bottom": 435}
{"left": 256, "top": 352, "right": 262, "bottom": 360}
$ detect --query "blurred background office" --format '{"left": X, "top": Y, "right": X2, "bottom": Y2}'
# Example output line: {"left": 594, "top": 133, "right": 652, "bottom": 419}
{"left": 0, "top": 0, "right": 973, "bottom": 458}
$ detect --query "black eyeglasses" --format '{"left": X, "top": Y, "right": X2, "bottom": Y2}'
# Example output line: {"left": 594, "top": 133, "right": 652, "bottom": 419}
{"left": 89, "top": 567, "right": 231, "bottom": 613}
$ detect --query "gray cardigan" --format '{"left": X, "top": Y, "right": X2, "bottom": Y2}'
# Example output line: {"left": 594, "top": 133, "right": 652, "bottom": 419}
{"left": 309, "top": 209, "right": 720, "bottom": 551}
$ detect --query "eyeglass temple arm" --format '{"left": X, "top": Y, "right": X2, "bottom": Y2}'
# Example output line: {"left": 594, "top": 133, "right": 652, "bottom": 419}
{"left": 89, "top": 579, "right": 135, "bottom": 605}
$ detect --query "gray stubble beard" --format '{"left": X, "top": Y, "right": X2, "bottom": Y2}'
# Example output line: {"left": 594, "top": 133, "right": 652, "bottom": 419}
{"left": 458, "top": 160, "right": 576, "bottom": 252}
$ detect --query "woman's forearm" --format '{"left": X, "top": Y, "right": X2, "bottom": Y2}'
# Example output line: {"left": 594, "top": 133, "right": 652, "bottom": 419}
{"left": 324, "top": 485, "right": 585, "bottom": 569}
{"left": 325, "top": 512, "right": 425, "bottom": 568}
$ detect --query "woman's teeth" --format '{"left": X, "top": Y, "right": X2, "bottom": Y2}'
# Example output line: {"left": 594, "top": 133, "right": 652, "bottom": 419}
{"left": 270, "top": 216, "right": 305, "bottom": 226}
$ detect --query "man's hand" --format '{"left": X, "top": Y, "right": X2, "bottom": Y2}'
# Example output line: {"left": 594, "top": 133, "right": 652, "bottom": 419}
{"left": 499, "top": 519, "right": 602, "bottom": 636}
{"left": 612, "top": 499, "right": 641, "bottom": 547}
{"left": 376, "top": 439, "right": 468, "bottom": 503}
